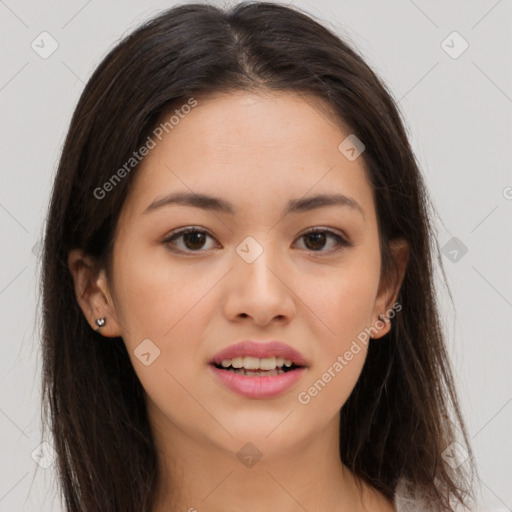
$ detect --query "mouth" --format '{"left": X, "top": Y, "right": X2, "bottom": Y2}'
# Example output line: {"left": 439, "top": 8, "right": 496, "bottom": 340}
{"left": 208, "top": 340, "right": 308, "bottom": 398}
{"left": 211, "top": 356, "right": 304, "bottom": 376}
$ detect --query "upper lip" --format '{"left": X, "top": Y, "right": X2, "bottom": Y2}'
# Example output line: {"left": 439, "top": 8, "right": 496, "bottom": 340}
{"left": 210, "top": 340, "right": 308, "bottom": 367}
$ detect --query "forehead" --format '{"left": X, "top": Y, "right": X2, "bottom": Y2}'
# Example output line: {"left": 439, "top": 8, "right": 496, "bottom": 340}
{"left": 122, "top": 90, "right": 375, "bottom": 222}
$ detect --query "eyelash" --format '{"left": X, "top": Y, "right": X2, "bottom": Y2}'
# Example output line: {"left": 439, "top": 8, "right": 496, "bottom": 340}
{"left": 162, "top": 226, "right": 353, "bottom": 255}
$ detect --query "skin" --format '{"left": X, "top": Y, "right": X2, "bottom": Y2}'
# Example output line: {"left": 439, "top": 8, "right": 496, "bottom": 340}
{"left": 69, "top": 90, "right": 408, "bottom": 512}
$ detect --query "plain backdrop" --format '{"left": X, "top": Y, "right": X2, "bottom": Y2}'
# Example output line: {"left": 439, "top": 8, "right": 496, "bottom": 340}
{"left": 0, "top": 0, "right": 511, "bottom": 510}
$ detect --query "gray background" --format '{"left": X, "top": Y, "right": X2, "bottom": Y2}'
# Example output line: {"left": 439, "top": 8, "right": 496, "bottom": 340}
{"left": 1, "top": 0, "right": 511, "bottom": 510}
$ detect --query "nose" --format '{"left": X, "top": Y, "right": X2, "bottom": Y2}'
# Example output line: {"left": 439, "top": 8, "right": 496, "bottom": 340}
{"left": 223, "top": 239, "right": 296, "bottom": 327}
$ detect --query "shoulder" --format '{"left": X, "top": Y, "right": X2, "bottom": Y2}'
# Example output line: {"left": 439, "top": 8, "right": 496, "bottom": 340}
{"left": 359, "top": 481, "right": 395, "bottom": 512}
{"left": 393, "top": 477, "right": 445, "bottom": 512}
{"left": 359, "top": 475, "right": 446, "bottom": 512}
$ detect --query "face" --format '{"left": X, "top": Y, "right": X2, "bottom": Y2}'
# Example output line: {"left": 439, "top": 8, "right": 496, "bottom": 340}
{"left": 71, "top": 90, "right": 407, "bottom": 461}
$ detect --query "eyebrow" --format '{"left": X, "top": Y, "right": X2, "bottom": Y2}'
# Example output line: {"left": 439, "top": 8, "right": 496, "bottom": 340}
{"left": 143, "top": 191, "right": 364, "bottom": 218}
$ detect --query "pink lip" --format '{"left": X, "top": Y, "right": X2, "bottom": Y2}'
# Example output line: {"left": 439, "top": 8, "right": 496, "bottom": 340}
{"left": 209, "top": 340, "right": 308, "bottom": 367}
{"left": 209, "top": 340, "right": 308, "bottom": 399}
{"left": 209, "top": 364, "right": 306, "bottom": 399}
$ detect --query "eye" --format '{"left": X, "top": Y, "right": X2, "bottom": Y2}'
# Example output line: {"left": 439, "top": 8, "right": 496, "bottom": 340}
{"left": 295, "top": 227, "right": 352, "bottom": 253}
{"left": 163, "top": 226, "right": 218, "bottom": 253}
{"left": 162, "top": 226, "right": 352, "bottom": 254}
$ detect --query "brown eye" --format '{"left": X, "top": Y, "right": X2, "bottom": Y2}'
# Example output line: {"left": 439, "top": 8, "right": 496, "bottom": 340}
{"left": 297, "top": 228, "right": 352, "bottom": 253}
{"left": 163, "top": 226, "right": 352, "bottom": 255}
{"left": 304, "top": 231, "right": 327, "bottom": 251}
{"left": 163, "top": 227, "right": 218, "bottom": 253}
{"left": 181, "top": 230, "right": 207, "bottom": 250}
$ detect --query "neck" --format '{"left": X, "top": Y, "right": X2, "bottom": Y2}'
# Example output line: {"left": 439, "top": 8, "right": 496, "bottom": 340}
{"left": 149, "top": 409, "right": 375, "bottom": 512}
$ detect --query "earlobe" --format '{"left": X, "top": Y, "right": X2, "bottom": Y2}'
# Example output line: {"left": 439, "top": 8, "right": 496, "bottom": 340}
{"left": 67, "top": 249, "right": 123, "bottom": 337}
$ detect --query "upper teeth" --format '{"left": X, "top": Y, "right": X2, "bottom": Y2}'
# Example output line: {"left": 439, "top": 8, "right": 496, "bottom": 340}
{"left": 220, "top": 356, "right": 293, "bottom": 370}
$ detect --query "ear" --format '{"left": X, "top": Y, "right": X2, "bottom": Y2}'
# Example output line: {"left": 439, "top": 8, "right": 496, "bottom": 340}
{"left": 371, "top": 237, "right": 409, "bottom": 339}
{"left": 67, "top": 249, "right": 123, "bottom": 337}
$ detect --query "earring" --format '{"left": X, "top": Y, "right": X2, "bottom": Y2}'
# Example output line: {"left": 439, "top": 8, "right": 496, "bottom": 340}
{"left": 95, "top": 317, "right": 106, "bottom": 332}
{"left": 370, "top": 314, "right": 390, "bottom": 339}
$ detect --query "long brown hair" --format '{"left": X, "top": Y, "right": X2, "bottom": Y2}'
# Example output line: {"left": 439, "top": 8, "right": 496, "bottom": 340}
{"left": 40, "top": 2, "right": 477, "bottom": 510}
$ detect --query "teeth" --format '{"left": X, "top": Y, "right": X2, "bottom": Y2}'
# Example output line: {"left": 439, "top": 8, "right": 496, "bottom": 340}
{"left": 232, "top": 357, "right": 244, "bottom": 369}
{"left": 229, "top": 368, "right": 285, "bottom": 376}
{"left": 259, "top": 356, "right": 276, "bottom": 370}
{"left": 218, "top": 356, "right": 294, "bottom": 370}
{"left": 244, "top": 356, "right": 261, "bottom": 370}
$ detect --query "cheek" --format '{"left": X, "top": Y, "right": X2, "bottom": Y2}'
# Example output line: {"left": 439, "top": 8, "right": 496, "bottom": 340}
{"left": 109, "top": 245, "right": 215, "bottom": 420}
{"left": 109, "top": 240, "right": 228, "bottom": 401}
{"left": 110, "top": 241, "right": 214, "bottom": 342}
{"left": 296, "top": 254, "right": 380, "bottom": 346}
{"left": 295, "top": 281, "right": 373, "bottom": 418}
{"left": 296, "top": 347, "right": 367, "bottom": 424}
{"left": 292, "top": 255, "right": 379, "bottom": 412}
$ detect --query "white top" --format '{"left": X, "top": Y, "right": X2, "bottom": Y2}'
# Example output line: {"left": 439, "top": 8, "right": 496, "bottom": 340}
{"left": 393, "top": 477, "right": 446, "bottom": 511}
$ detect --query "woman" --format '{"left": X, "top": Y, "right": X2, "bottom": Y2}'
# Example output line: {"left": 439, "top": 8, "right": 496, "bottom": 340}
{"left": 40, "top": 2, "right": 476, "bottom": 511}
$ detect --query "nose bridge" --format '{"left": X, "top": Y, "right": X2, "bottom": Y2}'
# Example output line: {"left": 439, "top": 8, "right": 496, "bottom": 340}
{"left": 235, "top": 233, "right": 279, "bottom": 286}
{"left": 225, "top": 232, "right": 295, "bottom": 323}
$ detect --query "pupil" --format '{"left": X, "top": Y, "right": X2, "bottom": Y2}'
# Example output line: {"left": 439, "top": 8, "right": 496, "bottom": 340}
{"left": 184, "top": 231, "right": 205, "bottom": 250}
{"left": 305, "top": 232, "right": 326, "bottom": 250}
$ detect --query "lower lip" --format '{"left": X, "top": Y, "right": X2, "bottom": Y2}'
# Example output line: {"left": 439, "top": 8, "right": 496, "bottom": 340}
{"left": 209, "top": 365, "right": 306, "bottom": 399}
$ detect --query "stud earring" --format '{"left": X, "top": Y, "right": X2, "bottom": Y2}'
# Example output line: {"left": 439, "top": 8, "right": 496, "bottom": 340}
{"left": 95, "top": 317, "right": 106, "bottom": 332}
{"left": 370, "top": 314, "right": 391, "bottom": 339}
